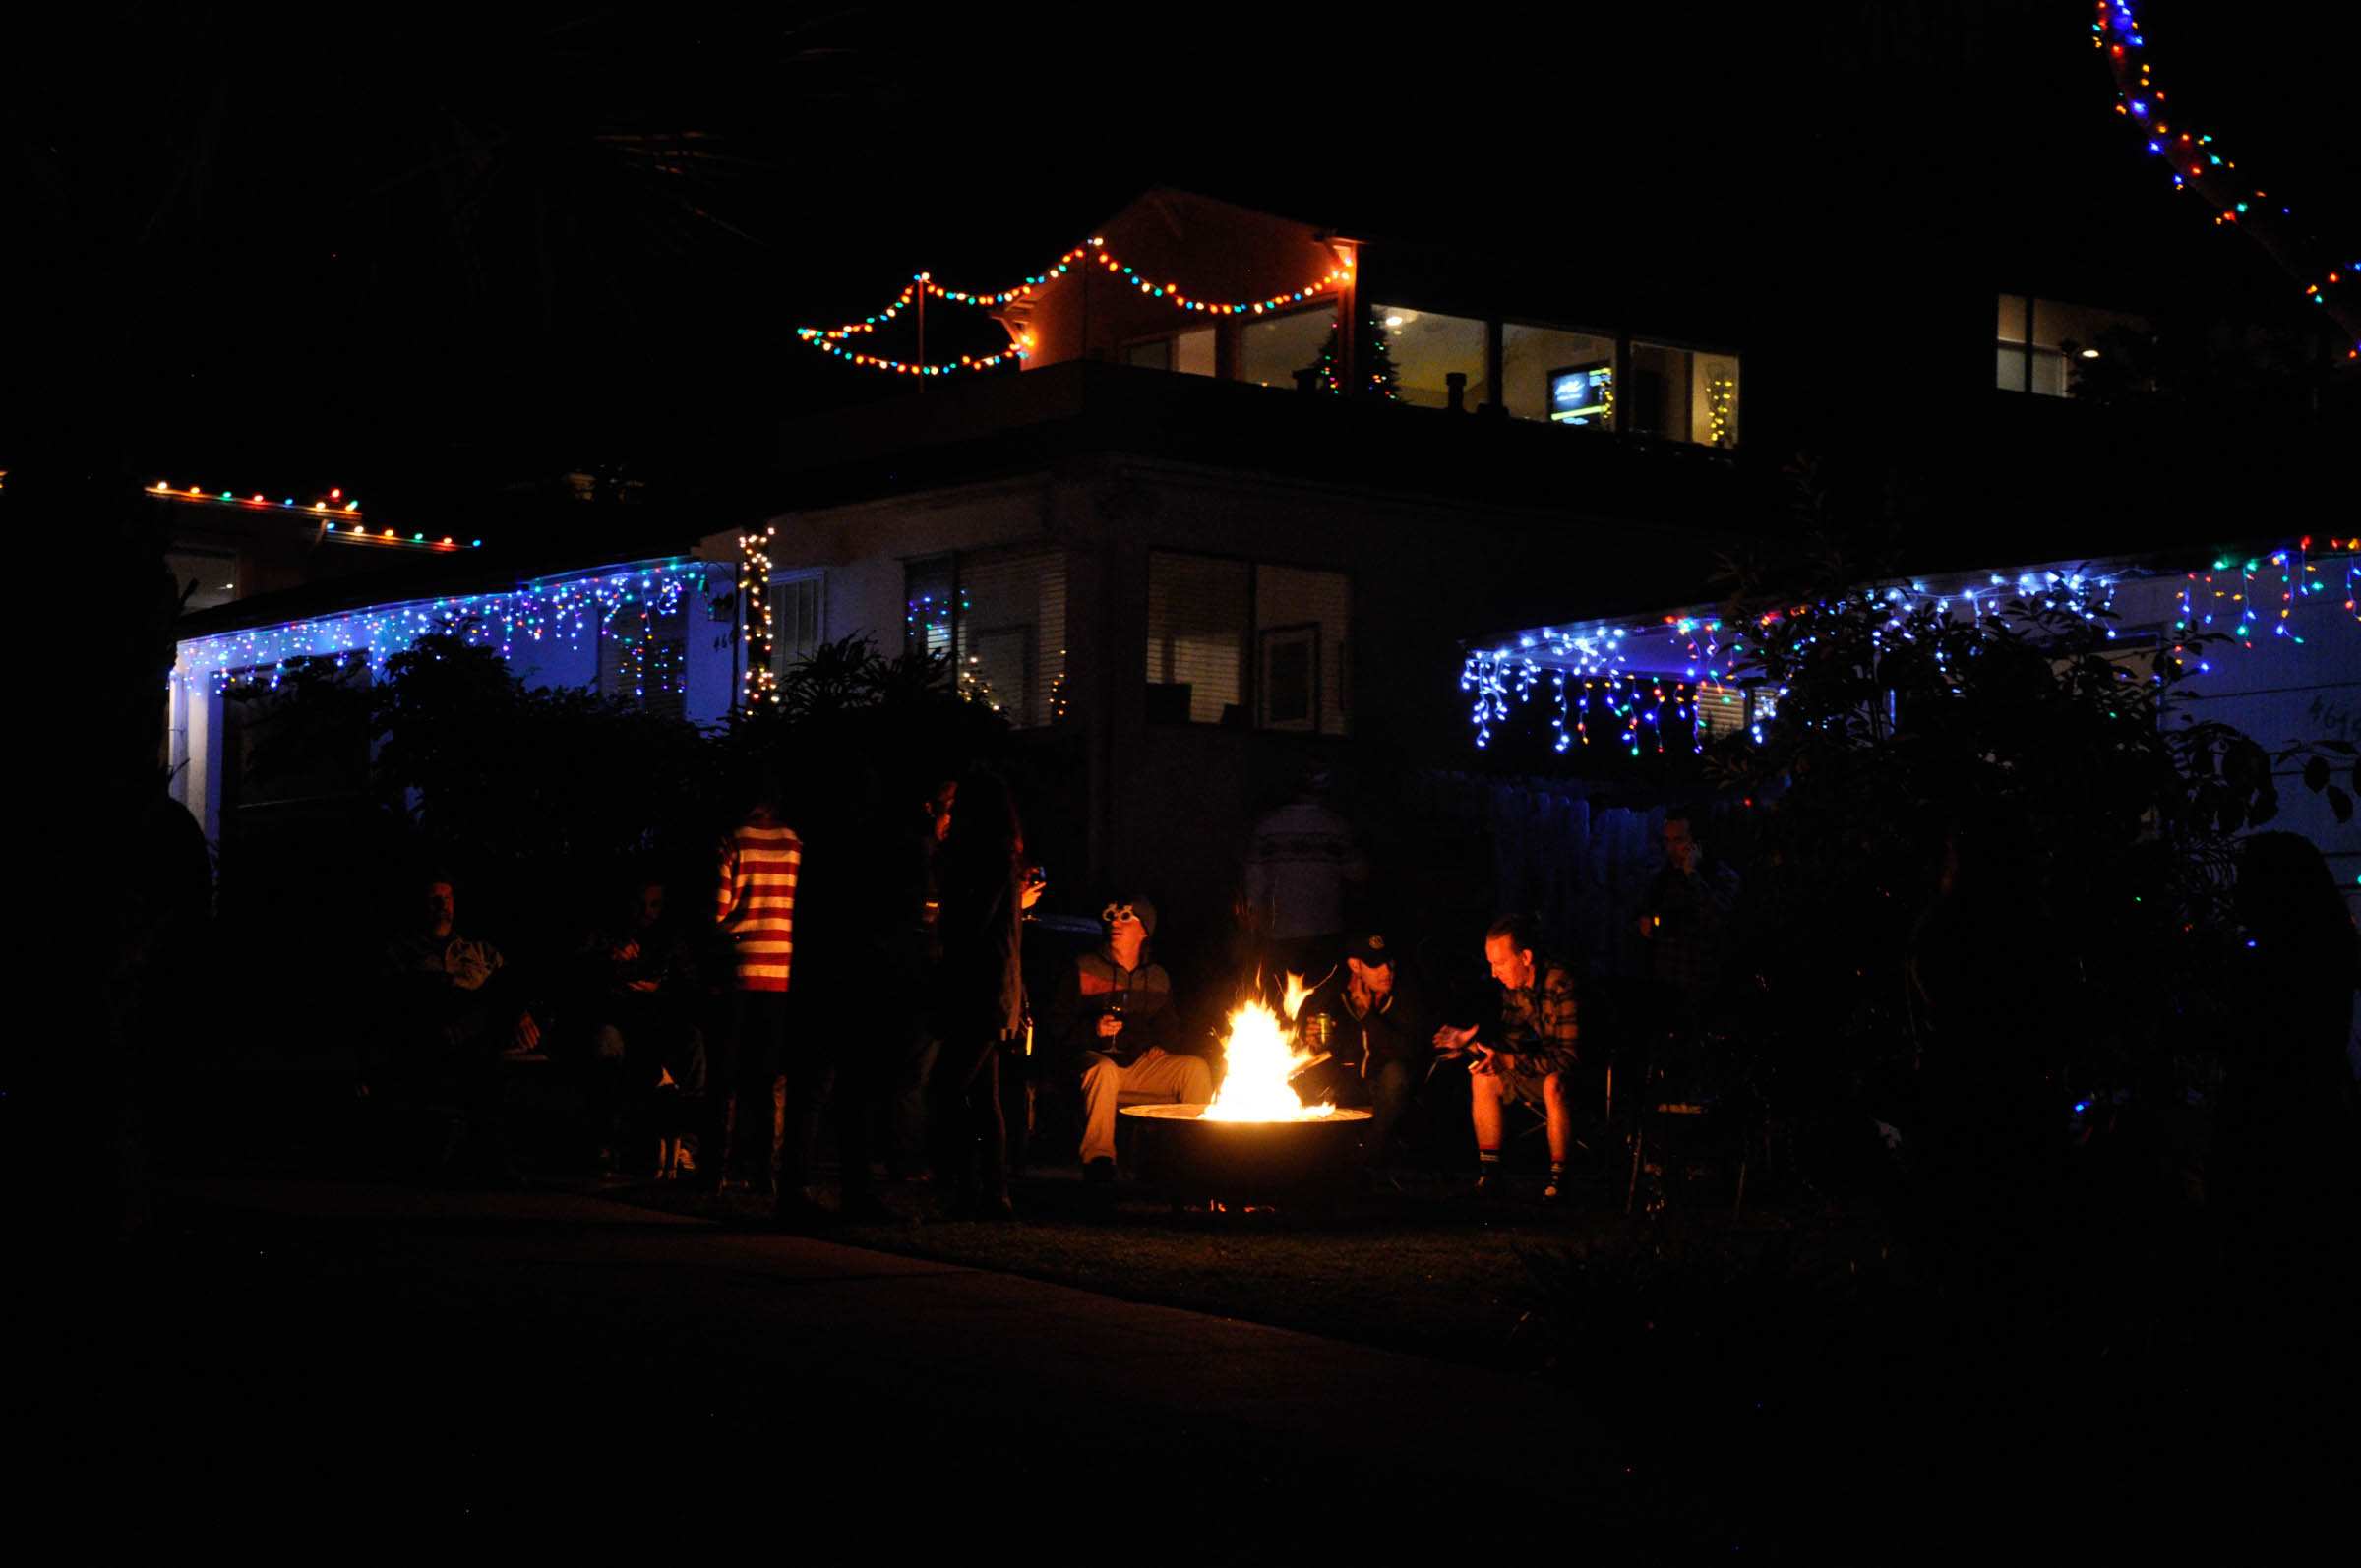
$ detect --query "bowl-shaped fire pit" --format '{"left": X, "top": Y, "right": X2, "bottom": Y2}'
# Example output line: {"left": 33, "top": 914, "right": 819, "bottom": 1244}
{"left": 1120, "top": 1104, "right": 1373, "bottom": 1208}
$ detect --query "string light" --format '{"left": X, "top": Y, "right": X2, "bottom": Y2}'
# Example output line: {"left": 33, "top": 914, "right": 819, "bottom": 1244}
{"left": 146, "top": 481, "right": 478, "bottom": 552}
{"left": 175, "top": 561, "right": 711, "bottom": 694}
{"left": 1465, "top": 539, "right": 2360, "bottom": 751}
{"left": 739, "top": 526, "right": 780, "bottom": 704}
{"left": 794, "top": 238, "right": 1355, "bottom": 377}
{"left": 2094, "top": 2, "right": 2361, "bottom": 356}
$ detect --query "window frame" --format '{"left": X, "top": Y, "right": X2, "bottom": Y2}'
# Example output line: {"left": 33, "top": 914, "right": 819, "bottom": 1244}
{"left": 1144, "top": 547, "right": 1354, "bottom": 736}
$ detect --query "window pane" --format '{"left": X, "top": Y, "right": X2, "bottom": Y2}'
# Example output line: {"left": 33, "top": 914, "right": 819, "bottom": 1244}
{"left": 770, "top": 573, "right": 824, "bottom": 680}
{"left": 2032, "top": 297, "right": 2145, "bottom": 354}
{"left": 1175, "top": 326, "right": 1217, "bottom": 377}
{"left": 1503, "top": 324, "right": 1615, "bottom": 426}
{"left": 1239, "top": 305, "right": 1336, "bottom": 391}
{"left": 600, "top": 576, "right": 689, "bottom": 718}
{"left": 1124, "top": 338, "right": 1173, "bottom": 371}
{"left": 957, "top": 548, "right": 1067, "bottom": 729}
{"left": 2028, "top": 348, "right": 2069, "bottom": 397}
{"left": 1255, "top": 565, "right": 1350, "bottom": 736}
{"left": 1372, "top": 304, "right": 1488, "bottom": 408}
{"left": 1629, "top": 342, "right": 1740, "bottom": 447}
{"left": 1146, "top": 552, "right": 1248, "bottom": 724}
{"left": 1996, "top": 292, "right": 2029, "bottom": 345}
{"left": 1995, "top": 344, "right": 2028, "bottom": 392}
{"left": 905, "top": 556, "right": 954, "bottom": 662}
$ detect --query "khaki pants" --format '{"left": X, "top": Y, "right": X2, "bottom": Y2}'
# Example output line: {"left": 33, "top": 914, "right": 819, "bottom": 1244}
{"left": 1079, "top": 1050, "right": 1214, "bottom": 1164}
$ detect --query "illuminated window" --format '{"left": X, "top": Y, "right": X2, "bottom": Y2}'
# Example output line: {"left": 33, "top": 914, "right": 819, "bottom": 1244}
{"left": 1503, "top": 324, "right": 1616, "bottom": 427}
{"left": 1123, "top": 326, "right": 1216, "bottom": 377}
{"left": 1239, "top": 305, "right": 1335, "bottom": 390}
{"left": 1998, "top": 293, "right": 2148, "bottom": 396}
{"left": 1372, "top": 304, "right": 1489, "bottom": 408}
{"left": 1628, "top": 341, "right": 1740, "bottom": 447}
{"left": 903, "top": 551, "right": 1068, "bottom": 728}
{"left": 598, "top": 586, "right": 689, "bottom": 720}
{"left": 1146, "top": 553, "right": 1349, "bottom": 734}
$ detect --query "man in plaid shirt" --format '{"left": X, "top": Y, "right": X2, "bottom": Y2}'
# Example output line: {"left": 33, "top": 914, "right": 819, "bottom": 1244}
{"left": 1434, "top": 914, "right": 1586, "bottom": 1202}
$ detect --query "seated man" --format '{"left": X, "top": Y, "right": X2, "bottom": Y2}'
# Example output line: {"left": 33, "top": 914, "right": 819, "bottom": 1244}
{"left": 1432, "top": 914, "right": 1585, "bottom": 1203}
{"left": 1301, "top": 931, "right": 1429, "bottom": 1175}
{"left": 376, "top": 874, "right": 541, "bottom": 1179}
{"left": 1052, "top": 897, "right": 1213, "bottom": 1183}
{"left": 580, "top": 877, "right": 708, "bottom": 1175}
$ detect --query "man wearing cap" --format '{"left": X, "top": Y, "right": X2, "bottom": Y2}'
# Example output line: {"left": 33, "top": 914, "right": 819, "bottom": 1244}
{"left": 1050, "top": 897, "right": 1212, "bottom": 1182}
{"left": 1302, "top": 932, "right": 1430, "bottom": 1176}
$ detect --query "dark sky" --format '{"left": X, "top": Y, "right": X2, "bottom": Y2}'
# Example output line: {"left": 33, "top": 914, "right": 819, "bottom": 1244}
{"left": 40, "top": 2, "right": 2357, "bottom": 519}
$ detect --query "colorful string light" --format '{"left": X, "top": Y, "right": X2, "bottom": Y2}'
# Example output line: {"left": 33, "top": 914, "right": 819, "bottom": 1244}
{"left": 2094, "top": 2, "right": 2361, "bottom": 356}
{"left": 175, "top": 561, "right": 710, "bottom": 694}
{"left": 147, "top": 482, "right": 477, "bottom": 551}
{"left": 794, "top": 237, "right": 1355, "bottom": 377}
{"left": 1466, "top": 539, "right": 2360, "bottom": 751}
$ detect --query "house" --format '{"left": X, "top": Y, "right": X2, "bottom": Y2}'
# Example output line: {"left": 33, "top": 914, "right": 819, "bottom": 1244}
{"left": 167, "top": 185, "right": 2355, "bottom": 952}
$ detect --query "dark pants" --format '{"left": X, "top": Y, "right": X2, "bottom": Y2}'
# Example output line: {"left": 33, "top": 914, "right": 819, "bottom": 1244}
{"left": 710, "top": 991, "right": 791, "bottom": 1185}
{"left": 934, "top": 1027, "right": 1011, "bottom": 1202}
{"left": 890, "top": 1026, "right": 941, "bottom": 1176}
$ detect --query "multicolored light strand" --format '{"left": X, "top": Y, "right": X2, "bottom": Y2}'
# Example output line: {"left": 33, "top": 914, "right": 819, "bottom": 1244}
{"left": 2094, "top": 2, "right": 2361, "bottom": 357}
{"left": 795, "top": 237, "right": 1354, "bottom": 377}
{"left": 176, "top": 562, "right": 708, "bottom": 694}
{"left": 1464, "top": 541, "right": 2361, "bottom": 752}
{"left": 146, "top": 481, "right": 480, "bottom": 552}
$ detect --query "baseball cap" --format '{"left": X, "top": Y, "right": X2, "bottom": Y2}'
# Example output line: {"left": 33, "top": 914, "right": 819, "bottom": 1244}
{"left": 1344, "top": 932, "right": 1394, "bottom": 968}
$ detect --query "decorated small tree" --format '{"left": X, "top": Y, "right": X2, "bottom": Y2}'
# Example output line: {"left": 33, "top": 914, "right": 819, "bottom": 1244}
{"left": 1309, "top": 305, "right": 1401, "bottom": 399}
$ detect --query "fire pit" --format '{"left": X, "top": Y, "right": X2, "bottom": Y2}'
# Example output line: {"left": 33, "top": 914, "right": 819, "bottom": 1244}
{"left": 1120, "top": 977, "right": 1371, "bottom": 1209}
{"left": 1121, "top": 1103, "right": 1372, "bottom": 1205}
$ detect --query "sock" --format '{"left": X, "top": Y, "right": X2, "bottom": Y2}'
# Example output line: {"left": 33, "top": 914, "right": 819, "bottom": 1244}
{"left": 1478, "top": 1149, "right": 1502, "bottom": 1167}
{"left": 1549, "top": 1160, "right": 1566, "bottom": 1179}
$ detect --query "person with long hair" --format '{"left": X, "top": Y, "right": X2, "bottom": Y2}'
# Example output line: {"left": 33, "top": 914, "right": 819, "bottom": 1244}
{"left": 931, "top": 768, "right": 1039, "bottom": 1218}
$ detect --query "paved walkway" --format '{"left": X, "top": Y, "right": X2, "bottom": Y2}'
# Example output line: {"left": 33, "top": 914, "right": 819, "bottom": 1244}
{"left": 72, "top": 1177, "right": 1659, "bottom": 1553}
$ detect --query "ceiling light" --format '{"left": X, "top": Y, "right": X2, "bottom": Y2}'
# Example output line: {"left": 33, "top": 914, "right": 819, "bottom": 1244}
{"left": 2080, "top": 348, "right": 2101, "bottom": 359}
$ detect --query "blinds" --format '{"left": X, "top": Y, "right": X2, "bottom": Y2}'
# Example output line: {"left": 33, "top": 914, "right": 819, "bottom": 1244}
{"left": 956, "top": 547, "right": 1069, "bottom": 729}
{"left": 1147, "top": 552, "right": 1250, "bottom": 725}
{"left": 770, "top": 573, "right": 825, "bottom": 675}
{"left": 597, "top": 593, "right": 688, "bottom": 721}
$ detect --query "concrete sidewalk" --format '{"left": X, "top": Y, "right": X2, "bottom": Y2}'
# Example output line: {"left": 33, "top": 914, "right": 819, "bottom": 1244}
{"left": 71, "top": 1177, "right": 1666, "bottom": 1552}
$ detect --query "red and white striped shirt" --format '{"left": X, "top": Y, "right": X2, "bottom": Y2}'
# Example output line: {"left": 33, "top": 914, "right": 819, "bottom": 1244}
{"left": 716, "top": 821, "right": 802, "bottom": 992}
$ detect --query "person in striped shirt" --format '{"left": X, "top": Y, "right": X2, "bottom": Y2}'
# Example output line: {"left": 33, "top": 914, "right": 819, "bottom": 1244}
{"left": 707, "top": 781, "right": 803, "bottom": 1193}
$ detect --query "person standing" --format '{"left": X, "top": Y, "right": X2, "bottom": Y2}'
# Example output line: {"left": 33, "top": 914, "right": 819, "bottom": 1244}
{"left": 1242, "top": 769, "right": 1367, "bottom": 981}
{"left": 709, "top": 775, "right": 801, "bottom": 1196}
{"left": 1634, "top": 807, "right": 1740, "bottom": 1040}
{"left": 933, "top": 769, "right": 1038, "bottom": 1219}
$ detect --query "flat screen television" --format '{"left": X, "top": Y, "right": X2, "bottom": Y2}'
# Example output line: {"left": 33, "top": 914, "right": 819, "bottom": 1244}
{"left": 1548, "top": 361, "right": 1613, "bottom": 424}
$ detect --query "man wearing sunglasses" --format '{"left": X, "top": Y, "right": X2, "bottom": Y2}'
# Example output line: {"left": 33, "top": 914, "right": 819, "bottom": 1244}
{"left": 1051, "top": 897, "right": 1212, "bottom": 1183}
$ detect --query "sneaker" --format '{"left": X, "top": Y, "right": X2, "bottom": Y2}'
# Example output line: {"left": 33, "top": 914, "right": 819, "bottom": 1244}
{"left": 1542, "top": 1179, "right": 1568, "bottom": 1205}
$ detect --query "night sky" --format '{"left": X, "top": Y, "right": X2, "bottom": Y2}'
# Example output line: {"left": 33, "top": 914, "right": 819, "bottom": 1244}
{"left": 39, "top": 2, "right": 2358, "bottom": 522}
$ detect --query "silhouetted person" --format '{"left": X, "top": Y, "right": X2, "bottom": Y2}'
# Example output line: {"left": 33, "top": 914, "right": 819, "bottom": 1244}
{"left": 377, "top": 874, "right": 540, "bottom": 1182}
{"left": 933, "top": 769, "right": 1039, "bottom": 1219}
{"left": 579, "top": 877, "right": 706, "bottom": 1176}
{"left": 1243, "top": 768, "right": 1367, "bottom": 980}
{"left": 775, "top": 767, "right": 901, "bottom": 1227}
{"left": 881, "top": 776, "right": 956, "bottom": 1182}
{"left": 1634, "top": 806, "right": 1741, "bottom": 1040}
{"left": 1905, "top": 817, "right": 2072, "bottom": 1313}
{"left": 2214, "top": 832, "right": 2360, "bottom": 1297}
